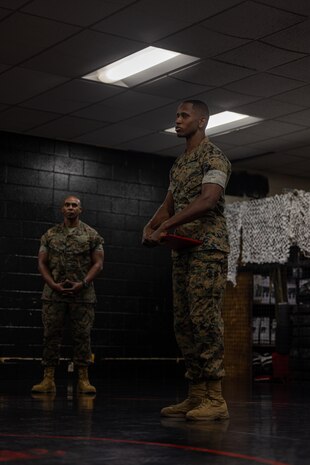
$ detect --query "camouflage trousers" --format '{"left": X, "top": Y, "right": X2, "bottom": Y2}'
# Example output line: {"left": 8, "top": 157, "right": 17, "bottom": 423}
{"left": 41, "top": 301, "right": 95, "bottom": 367}
{"left": 172, "top": 251, "right": 228, "bottom": 383}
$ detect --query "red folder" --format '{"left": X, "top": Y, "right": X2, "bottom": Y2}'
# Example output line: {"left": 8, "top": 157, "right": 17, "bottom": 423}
{"left": 162, "top": 234, "right": 203, "bottom": 250}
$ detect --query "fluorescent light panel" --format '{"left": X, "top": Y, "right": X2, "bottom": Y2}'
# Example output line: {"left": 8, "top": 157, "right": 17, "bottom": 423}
{"left": 98, "top": 47, "right": 180, "bottom": 84}
{"left": 82, "top": 47, "right": 199, "bottom": 87}
{"left": 165, "top": 111, "right": 262, "bottom": 136}
{"left": 208, "top": 111, "right": 247, "bottom": 129}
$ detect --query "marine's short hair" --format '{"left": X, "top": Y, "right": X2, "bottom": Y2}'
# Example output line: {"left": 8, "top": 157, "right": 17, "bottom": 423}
{"left": 182, "top": 99, "right": 209, "bottom": 119}
{"left": 63, "top": 195, "right": 82, "bottom": 207}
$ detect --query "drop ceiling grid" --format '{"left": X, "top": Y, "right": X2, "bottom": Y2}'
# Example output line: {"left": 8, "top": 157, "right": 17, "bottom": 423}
{"left": 0, "top": 0, "right": 308, "bottom": 180}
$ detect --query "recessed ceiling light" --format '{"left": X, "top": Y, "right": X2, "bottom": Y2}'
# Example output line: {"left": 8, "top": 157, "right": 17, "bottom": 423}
{"left": 165, "top": 111, "right": 262, "bottom": 136}
{"left": 207, "top": 111, "right": 262, "bottom": 135}
{"left": 208, "top": 111, "right": 248, "bottom": 129}
{"left": 98, "top": 47, "right": 180, "bottom": 84}
{"left": 82, "top": 47, "right": 199, "bottom": 87}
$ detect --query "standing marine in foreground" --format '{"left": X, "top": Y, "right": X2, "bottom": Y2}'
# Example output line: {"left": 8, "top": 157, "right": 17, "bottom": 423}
{"left": 142, "top": 100, "right": 231, "bottom": 421}
{"left": 32, "top": 195, "right": 104, "bottom": 395}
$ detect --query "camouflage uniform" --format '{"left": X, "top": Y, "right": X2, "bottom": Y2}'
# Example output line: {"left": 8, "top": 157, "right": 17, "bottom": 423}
{"left": 169, "top": 137, "right": 231, "bottom": 382}
{"left": 39, "top": 221, "right": 104, "bottom": 367}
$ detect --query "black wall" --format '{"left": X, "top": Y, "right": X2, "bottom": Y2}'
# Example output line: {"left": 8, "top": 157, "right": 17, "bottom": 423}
{"left": 0, "top": 131, "right": 177, "bottom": 363}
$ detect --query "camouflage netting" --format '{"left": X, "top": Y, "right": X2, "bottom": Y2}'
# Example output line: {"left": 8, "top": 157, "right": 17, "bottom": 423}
{"left": 225, "top": 190, "right": 310, "bottom": 285}
{"left": 290, "top": 191, "right": 310, "bottom": 258}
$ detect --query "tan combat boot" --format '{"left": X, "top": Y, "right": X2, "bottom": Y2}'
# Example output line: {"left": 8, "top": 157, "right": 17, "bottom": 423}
{"left": 77, "top": 367, "right": 96, "bottom": 394}
{"left": 31, "top": 367, "right": 56, "bottom": 393}
{"left": 160, "top": 382, "right": 206, "bottom": 418}
{"left": 186, "top": 380, "right": 229, "bottom": 421}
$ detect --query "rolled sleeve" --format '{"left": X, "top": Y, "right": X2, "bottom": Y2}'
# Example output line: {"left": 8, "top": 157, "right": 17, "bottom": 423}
{"left": 202, "top": 169, "right": 227, "bottom": 189}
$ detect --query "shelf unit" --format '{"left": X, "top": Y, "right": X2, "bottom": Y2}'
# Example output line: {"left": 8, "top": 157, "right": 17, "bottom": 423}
{"left": 244, "top": 247, "right": 310, "bottom": 380}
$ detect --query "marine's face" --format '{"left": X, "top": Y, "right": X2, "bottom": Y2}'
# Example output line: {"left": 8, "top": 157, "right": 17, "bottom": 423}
{"left": 61, "top": 197, "right": 82, "bottom": 220}
{"left": 175, "top": 102, "right": 206, "bottom": 138}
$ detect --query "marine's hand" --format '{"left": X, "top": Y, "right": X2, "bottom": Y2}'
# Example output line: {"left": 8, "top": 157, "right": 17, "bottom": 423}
{"left": 52, "top": 281, "right": 69, "bottom": 293}
{"left": 53, "top": 280, "right": 82, "bottom": 295}
{"left": 62, "top": 280, "right": 83, "bottom": 295}
{"left": 142, "top": 223, "right": 168, "bottom": 247}
{"left": 150, "top": 228, "right": 167, "bottom": 245}
{"left": 142, "top": 225, "right": 157, "bottom": 247}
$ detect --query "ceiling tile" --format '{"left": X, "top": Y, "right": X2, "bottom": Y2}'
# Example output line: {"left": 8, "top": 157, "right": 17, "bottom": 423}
{"left": 264, "top": 19, "right": 310, "bottom": 53}
{"left": 274, "top": 85, "right": 310, "bottom": 106}
{"left": 279, "top": 128, "right": 310, "bottom": 144}
{"left": 217, "top": 42, "right": 304, "bottom": 71}
{"left": 93, "top": 3, "right": 188, "bottom": 43}
{"left": 73, "top": 91, "right": 173, "bottom": 123}
{"left": 122, "top": 103, "right": 178, "bottom": 131}
{"left": 0, "top": 64, "right": 9, "bottom": 73}
{"left": 21, "top": 94, "right": 91, "bottom": 115}
{"left": 135, "top": 75, "right": 210, "bottom": 100}
{"left": 202, "top": 1, "right": 304, "bottom": 39}
{"left": 93, "top": 0, "right": 243, "bottom": 42}
{"left": 156, "top": 26, "right": 248, "bottom": 59}
{"left": 170, "top": 59, "right": 255, "bottom": 87}
{"left": 25, "top": 116, "right": 105, "bottom": 140}
{"left": 232, "top": 152, "right": 302, "bottom": 171}
{"left": 257, "top": 0, "right": 310, "bottom": 15}
{"left": 0, "top": 12, "right": 80, "bottom": 65}
{"left": 225, "top": 145, "right": 262, "bottom": 160}
{"left": 0, "top": 68, "right": 68, "bottom": 104}
{"left": 0, "top": 0, "right": 30, "bottom": 9}
{"left": 277, "top": 108, "right": 310, "bottom": 126}
{"left": 120, "top": 133, "right": 185, "bottom": 155}
{"left": 21, "top": 0, "right": 135, "bottom": 27}
{"left": 211, "top": 120, "right": 304, "bottom": 145}
{"left": 270, "top": 55, "right": 310, "bottom": 82}
{"left": 225, "top": 137, "right": 294, "bottom": 160}
{"left": 234, "top": 98, "right": 305, "bottom": 119}
{"left": 73, "top": 123, "right": 152, "bottom": 146}
{"left": 0, "top": 107, "right": 60, "bottom": 132}
{"left": 23, "top": 30, "right": 144, "bottom": 77}
{"left": 21, "top": 79, "right": 123, "bottom": 114}
{"left": 224, "top": 73, "right": 304, "bottom": 98}
{"left": 0, "top": 0, "right": 309, "bottom": 178}
{"left": 0, "top": 7, "right": 10, "bottom": 19}
{"left": 118, "top": 132, "right": 182, "bottom": 153}
{"left": 190, "top": 88, "right": 261, "bottom": 114}
{"left": 284, "top": 145, "right": 310, "bottom": 158}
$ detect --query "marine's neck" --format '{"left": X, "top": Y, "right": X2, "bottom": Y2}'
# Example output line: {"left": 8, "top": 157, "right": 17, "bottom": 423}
{"left": 185, "top": 134, "right": 207, "bottom": 154}
{"left": 64, "top": 218, "right": 80, "bottom": 228}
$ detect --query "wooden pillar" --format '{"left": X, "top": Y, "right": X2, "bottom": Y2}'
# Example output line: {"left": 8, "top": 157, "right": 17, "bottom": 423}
{"left": 223, "top": 270, "right": 253, "bottom": 379}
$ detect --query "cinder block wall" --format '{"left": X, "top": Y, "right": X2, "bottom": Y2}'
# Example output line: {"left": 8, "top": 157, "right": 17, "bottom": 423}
{"left": 0, "top": 131, "right": 177, "bottom": 362}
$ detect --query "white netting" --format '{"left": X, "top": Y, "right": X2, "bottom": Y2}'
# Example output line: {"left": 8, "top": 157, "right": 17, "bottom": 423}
{"left": 241, "top": 194, "right": 291, "bottom": 265}
{"left": 225, "top": 190, "right": 310, "bottom": 284}
{"left": 290, "top": 190, "right": 310, "bottom": 257}
{"left": 225, "top": 202, "right": 242, "bottom": 285}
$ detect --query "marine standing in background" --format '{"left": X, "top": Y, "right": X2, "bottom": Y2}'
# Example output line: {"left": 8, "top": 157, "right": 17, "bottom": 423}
{"left": 32, "top": 195, "right": 104, "bottom": 395}
{"left": 142, "top": 100, "right": 231, "bottom": 421}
